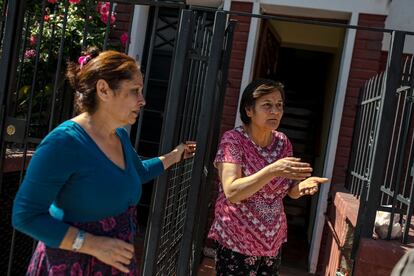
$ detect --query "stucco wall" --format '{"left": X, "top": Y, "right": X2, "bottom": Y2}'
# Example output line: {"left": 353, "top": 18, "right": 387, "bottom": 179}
{"left": 382, "top": 0, "right": 414, "bottom": 54}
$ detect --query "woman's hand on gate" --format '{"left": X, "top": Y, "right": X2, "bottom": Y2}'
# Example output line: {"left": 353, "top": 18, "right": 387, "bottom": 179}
{"left": 159, "top": 141, "right": 196, "bottom": 170}
{"left": 174, "top": 141, "right": 196, "bottom": 162}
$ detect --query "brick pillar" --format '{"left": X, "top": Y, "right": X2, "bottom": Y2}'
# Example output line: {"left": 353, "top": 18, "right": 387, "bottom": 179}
{"left": 330, "top": 14, "right": 386, "bottom": 187}
{"left": 219, "top": 1, "right": 253, "bottom": 136}
{"left": 110, "top": 3, "right": 135, "bottom": 51}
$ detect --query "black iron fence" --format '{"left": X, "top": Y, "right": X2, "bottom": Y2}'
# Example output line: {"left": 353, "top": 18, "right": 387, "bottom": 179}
{"left": 347, "top": 32, "right": 414, "bottom": 255}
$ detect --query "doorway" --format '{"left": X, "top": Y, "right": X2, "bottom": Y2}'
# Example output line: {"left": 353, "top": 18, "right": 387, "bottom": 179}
{"left": 254, "top": 18, "right": 344, "bottom": 270}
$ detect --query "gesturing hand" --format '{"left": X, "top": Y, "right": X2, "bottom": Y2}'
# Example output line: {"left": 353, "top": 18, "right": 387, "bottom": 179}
{"left": 298, "top": 177, "right": 329, "bottom": 196}
{"left": 88, "top": 235, "right": 134, "bottom": 273}
{"left": 270, "top": 157, "right": 313, "bottom": 180}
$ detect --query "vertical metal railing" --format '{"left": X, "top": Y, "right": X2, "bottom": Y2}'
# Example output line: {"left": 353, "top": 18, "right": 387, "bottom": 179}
{"left": 349, "top": 31, "right": 406, "bottom": 258}
{"left": 379, "top": 55, "right": 414, "bottom": 243}
{"left": 346, "top": 73, "right": 385, "bottom": 198}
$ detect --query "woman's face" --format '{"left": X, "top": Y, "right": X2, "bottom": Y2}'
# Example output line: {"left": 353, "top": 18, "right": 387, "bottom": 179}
{"left": 246, "top": 90, "right": 284, "bottom": 131}
{"left": 108, "top": 72, "right": 145, "bottom": 125}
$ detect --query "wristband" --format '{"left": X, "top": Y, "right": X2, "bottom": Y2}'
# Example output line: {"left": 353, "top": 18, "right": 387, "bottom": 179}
{"left": 72, "top": 230, "right": 85, "bottom": 251}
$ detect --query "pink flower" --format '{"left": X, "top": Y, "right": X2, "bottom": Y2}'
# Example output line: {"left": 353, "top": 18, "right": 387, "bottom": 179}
{"left": 70, "top": 262, "right": 82, "bottom": 276}
{"left": 99, "top": 2, "right": 111, "bottom": 15}
{"left": 44, "top": 15, "right": 50, "bottom": 22}
{"left": 69, "top": 0, "right": 80, "bottom": 4}
{"left": 100, "top": 217, "right": 116, "bottom": 231}
{"left": 48, "top": 0, "right": 58, "bottom": 3}
{"left": 96, "top": 2, "right": 102, "bottom": 12}
{"left": 120, "top": 32, "right": 128, "bottom": 47}
{"left": 78, "top": 54, "right": 91, "bottom": 68}
{"left": 29, "top": 36, "right": 37, "bottom": 46}
{"left": 100, "top": 13, "right": 116, "bottom": 25}
{"left": 24, "top": 49, "right": 36, "bottom": 59}
{"left": 50, "top": 264, "right": 67, "bottom": 273}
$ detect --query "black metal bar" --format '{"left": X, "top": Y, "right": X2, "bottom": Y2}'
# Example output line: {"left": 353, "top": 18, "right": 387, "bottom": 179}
{"left": 403, "top": 131, "right": 414, "bottom": 243}
{"left": 48, "top": 0, "right": 69, "bottom": 131}
{"left": 351, "top": 81, "right": 369, "bottom": 196}
{"left": 141, "top": 9, "right": 194, "bottom": 276}
{"left": 114, "top": 0, "right": 185, "bottom": 8}
{"left": 362, "top": 75, "right": 383, "bottom": 197}
{"left": 385, "top": 87, "right": 411, "bottom": 240}
{"left": 103, "top": 0, "right": 114, "bottom": 50}
{"left": 359, "top": 31, "right": 405, "bottom": 239}
{"left": 12, "top": 11, "right": 31, "bottom": 115}
{"left": 176, "top": 10, "right": 226, "bottom": 276}
{"left": 190, "top": 6, "right": 414, "bottom": 35}
{"left": 192, "top": 19, "right": 236, "bottom": 270}
{"left": 82, "top": 0, "right": 90, "bottom": 50}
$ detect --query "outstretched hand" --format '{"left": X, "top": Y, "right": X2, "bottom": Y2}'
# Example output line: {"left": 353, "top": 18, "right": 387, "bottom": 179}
{"left": 297, "top": 177, "right": 329, "bottom": 196}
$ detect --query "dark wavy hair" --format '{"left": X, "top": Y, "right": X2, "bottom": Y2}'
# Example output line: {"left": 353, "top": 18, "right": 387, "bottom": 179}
{"left": 66, "top": 47, "right": 140, "bottom": 114}
{"left": 239, "top": 79, "right": 285, "bottom": 124}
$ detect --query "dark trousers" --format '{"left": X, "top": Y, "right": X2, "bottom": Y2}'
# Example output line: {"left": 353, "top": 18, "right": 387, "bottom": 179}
{"left": 215, "top": 242, "right": 281, "bottom": 276}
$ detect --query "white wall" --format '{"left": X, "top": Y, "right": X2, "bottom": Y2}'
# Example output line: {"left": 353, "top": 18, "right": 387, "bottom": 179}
{"left": 382, "top": 0, "right": 414, "bottom": 54}
{"left": 236, "top": 0, "right": 390, "bottom": 15}
{"left": 128, "top": 5, "right": 150, "bottom": 63}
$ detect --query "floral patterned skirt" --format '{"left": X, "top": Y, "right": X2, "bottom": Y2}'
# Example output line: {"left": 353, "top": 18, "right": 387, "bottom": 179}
{"left": 27, "top": 206, "right": 138, "bottom": 276}
{"left": 215, "top": 242, "right": 281, "bottom": 276}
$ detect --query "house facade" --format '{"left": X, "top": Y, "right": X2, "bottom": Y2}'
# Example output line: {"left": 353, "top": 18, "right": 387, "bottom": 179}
{"left": 128, "top": 0, "right": 414, "bottom": 274}
{"left": 1, "top": 0, "right": 413, "bottom": 275}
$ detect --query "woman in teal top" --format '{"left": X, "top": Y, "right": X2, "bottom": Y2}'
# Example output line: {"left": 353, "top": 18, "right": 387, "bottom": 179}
{"left": 12, "top": 47, "right": 195, "bottom": 275}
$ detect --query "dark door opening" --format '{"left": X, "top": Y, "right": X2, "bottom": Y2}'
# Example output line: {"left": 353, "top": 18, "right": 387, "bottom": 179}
{"left": 275, "top": 47, "right": 333, "bottom": 269}
{"left": 254, "top": 20, "right": 335, "bottom": 269}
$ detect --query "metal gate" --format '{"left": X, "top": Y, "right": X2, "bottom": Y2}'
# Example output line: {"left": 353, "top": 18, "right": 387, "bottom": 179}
{"left": 0, "top": 1, "right": 234, "bottom": 275}
{"left": 141, "top": 9, "right": 235, "bottom": 276}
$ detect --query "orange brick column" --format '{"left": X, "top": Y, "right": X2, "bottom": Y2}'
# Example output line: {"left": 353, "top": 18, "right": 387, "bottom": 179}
{"left": 331, "top": 14, "right": 386, "bottom": 187}
{"left": 219, "top": 1, "right": 253, "bottom": 135}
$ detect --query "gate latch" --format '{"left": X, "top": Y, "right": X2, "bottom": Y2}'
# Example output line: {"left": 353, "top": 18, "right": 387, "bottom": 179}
{"left": 4, "top": 117, "right": 27, "bottom": 143}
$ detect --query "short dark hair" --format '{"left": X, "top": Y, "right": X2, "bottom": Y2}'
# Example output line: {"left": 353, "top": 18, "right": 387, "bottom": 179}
{"left": 239, "top": 79, "right": 285, "bottom": 125}
{"left": 66, "top": 47, "right": 140, "bottom": 114}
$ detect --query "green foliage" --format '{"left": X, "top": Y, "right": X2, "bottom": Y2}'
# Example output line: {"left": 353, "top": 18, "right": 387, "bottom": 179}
{"left": 16, "top": 0, "right": 122, "bottom": 134}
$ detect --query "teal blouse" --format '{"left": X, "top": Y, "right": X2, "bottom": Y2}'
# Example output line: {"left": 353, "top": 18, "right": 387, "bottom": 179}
{"left": 12, "top": 120, "right": 164, "bottom": 248}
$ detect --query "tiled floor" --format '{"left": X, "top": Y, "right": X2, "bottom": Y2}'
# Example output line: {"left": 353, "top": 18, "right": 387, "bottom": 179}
{"left": 197, "top": 257, "right": 312, "bottom": 276}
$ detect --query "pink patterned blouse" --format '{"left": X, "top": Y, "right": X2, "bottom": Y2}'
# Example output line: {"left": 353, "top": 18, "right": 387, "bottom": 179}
{"left": 208, "top": 126, "right": 294, "bottom": 257}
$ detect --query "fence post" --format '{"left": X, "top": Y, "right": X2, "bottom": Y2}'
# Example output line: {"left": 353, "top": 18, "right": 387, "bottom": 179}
{"left": 352, "top": 31, "right": 405, "bottom": 258}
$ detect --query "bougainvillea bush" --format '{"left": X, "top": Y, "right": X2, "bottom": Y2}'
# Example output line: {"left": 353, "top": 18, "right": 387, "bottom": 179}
{"left": 16, "top": 0, "right": 129, "bottom": 135}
